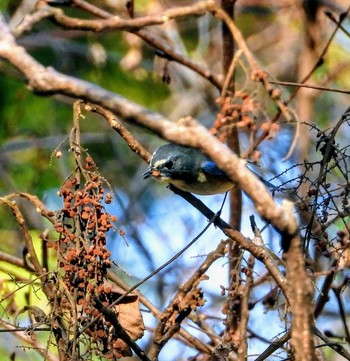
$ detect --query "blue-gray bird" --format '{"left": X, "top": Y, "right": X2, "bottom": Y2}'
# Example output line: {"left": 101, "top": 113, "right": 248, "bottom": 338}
{"left": 143, "top": 144, "right": 275, "bottom": 195}
{"left": 143, "top": 144, "right": 236, "bottom": 195}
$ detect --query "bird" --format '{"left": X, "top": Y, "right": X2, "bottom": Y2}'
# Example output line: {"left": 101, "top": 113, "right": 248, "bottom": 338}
{"left": 143, "top": 143, "right": 261, "bottom": 195}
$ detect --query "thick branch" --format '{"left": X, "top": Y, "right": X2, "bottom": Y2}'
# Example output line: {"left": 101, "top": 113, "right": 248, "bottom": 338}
{"left": 285, "top": 235, "right": 315, "bottom": 361}
{"left": 36, "top": 0, "right": 208, "bottom": 32}
{"left": 13, "top": 1, "right": 222, "bottom": 89}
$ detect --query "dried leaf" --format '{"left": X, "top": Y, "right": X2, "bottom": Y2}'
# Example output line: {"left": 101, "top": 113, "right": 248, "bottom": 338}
{"left": 106, "top": 282, "right": 145, "bottom": 341}
{"left": 114, "top": 299, "right": 145, "bottom": 341}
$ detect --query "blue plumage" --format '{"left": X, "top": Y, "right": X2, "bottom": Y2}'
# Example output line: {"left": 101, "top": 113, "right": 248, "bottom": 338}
{"left": 201, "top": 160, "right": 227, "bottom": 178}
{"left": 143, "top": 144, "right": 233, "bottom": 195}
{"left": 143, "top": 143, "right": 275, "bottom": 195}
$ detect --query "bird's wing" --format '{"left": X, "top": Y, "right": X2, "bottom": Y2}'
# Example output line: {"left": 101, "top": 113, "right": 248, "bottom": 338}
{"left": 202, "top": 160, "right": 277, "bottom": 190}
{"left": 201, "top": 161, "right": 228, "bottom": 178}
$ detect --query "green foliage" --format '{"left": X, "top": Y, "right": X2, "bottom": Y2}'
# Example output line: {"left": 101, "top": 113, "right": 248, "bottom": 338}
{"left": 0, "top": 0, "right": 11, "bottom": 12}
{"left": 0, "top": 21, "right": 170, "bottom": 201}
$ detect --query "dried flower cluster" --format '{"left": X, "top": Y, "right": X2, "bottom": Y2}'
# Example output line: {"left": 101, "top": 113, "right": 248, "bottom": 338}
{"left": 51, "top": 156, "right": 134, "bottom": 359}
{"left": 211, "top": 89, "right": 281, "bottom": 162}
{"left": 212, "top": 92, "right": 260, "bottom": 140}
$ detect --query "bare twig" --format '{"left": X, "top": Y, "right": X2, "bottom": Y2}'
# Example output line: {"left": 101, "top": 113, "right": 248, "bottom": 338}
{"left": 26, "top": 0, "right": 223, "bottom": 89}
{"left": 269, "top": 80, "right": 350, "bottom": 94}
{"left": 35, "top": 0, "right": 208, "bottom": 32}
{"left": 313, "top": 260, "right": 336, "bottom": 319}
{"left": 0, "top": 251, "right": 34, "bottom": 271}
{"left": 92, "top": 298, "right": 151, "bottom": 361}
{"left": 332, "top": 284, "right": 350, "bottom": 343}
{"left": 0, "top": 319, "right": 59, "bottom": 361}
{"left": 84, "top": 103, "right": 151, "bottom": 162}
{"left": 286, "top": 3, "right": 350, "bottom": 104}
{"left": 149, "top": 239, "right": 228, "bottom": 359}
{"left": 107, "top": 271, "right": 213, "bottom": 355}
{"left": 0, "top": 199, "right": 44, "bottom": 277}
{"left": 254, "top": 330, "right": 291, "bottom": 361}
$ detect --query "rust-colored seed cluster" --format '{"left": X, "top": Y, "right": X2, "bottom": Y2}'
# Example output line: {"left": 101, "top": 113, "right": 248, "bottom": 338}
{"left": 212, "top": 92, "right": 259, "bottom": 139}
{"left": 211, "top": 93, "right": 280, "bottom": 150}
{"left": 53, "top": 156, "right": 126, "bottom": 358}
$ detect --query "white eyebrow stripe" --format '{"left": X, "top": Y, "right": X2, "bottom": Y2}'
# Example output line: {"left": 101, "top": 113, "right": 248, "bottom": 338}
{"left": 153, "top": 159, "right": 168, "bottom": 168}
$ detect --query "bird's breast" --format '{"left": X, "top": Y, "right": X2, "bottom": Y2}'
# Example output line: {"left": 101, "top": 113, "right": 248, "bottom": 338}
{"left": 167, "top": 175, "right": 233, "bottom": 195}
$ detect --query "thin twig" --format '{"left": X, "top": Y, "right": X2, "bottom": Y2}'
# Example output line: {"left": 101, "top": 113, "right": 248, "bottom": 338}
{"left": 0, "top": 319, "right": 59, "bottom": 361}
{"left": 149, "top": 238, "right": 228, "bottom": 359}
{"left": 85, "top": 103, "right": 151, "bottom": 162}
{"left": 269, "top": 80, "right": 350, "bottom": 94}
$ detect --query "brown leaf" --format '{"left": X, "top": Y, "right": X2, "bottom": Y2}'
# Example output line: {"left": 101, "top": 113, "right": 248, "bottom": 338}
{"left": 114, "top": 299, "right": 145, "bottom": 341}
{"left": 105, "top": 282, "right": 145, "bottom": 341}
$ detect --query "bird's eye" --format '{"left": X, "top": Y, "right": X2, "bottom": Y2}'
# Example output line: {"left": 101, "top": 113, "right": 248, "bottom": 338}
{"left": 163, "top": 160, "right": 173, "bottom": 169}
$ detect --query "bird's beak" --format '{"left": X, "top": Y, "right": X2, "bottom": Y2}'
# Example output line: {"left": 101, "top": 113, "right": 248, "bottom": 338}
{"left": 142, "top": 168, "right": 152, "bottom": 179}
{"left": 143, "top": 168, "right": 161, "bottom": 179}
